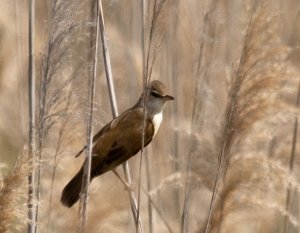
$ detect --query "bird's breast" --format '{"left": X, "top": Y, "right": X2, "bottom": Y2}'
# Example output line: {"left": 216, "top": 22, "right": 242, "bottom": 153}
{"left": 152, "top": 112, "right": 163, "bottom": 136}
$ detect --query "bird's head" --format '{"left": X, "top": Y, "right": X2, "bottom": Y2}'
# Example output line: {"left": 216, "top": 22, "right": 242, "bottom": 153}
{"left": 144, "top": 80, "right": 174, "bottom": 115}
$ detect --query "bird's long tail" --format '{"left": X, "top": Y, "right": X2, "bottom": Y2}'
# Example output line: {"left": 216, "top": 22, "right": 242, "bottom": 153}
{"left": 60, "top": 168, "right": 84, "bottom": 208}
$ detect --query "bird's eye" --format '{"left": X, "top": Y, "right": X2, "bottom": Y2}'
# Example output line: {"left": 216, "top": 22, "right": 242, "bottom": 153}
{"left": 150, "top": 91, "right": 161, "bottom": 98}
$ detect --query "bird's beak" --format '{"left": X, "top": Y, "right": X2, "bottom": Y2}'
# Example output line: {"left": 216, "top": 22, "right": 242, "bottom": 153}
{"left": 163, "top": 95, "right": 175, "bottom": 101}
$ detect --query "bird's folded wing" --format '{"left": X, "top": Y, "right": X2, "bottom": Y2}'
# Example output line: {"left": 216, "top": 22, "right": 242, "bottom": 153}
{"left": 90, "top": 108, "right": 154, "bottom": 175}
{"left": 74, "top": 109, "right": 131, "bottom": 158}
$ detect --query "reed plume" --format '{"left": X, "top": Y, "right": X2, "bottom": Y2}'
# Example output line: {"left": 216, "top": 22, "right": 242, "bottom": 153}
{"left": 0, "top": 157, "right": 29, "bottom": 233}
{"left": 205, "top": 1, "right": 294, "bottom": 232}
{"left": 1, "top": 0, "right": 300, "bottom": 232}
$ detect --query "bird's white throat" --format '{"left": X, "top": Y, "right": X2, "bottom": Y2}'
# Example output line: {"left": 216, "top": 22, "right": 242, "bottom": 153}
{"left": 152, "top": 111, "right": 163, "bottom": 136}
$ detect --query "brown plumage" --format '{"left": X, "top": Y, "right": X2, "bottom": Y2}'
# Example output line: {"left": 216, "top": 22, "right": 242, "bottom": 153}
{"left": 61, "top": 80, "right": 174, "bottom": 207}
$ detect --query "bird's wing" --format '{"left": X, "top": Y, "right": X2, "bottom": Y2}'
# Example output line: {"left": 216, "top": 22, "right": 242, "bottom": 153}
{"left": 113, "top": 112, "right": 155, "bottom": 155}
{"left": 90, "top": 108, "right": 155, "bottom": 176}
{"left": 74, "top": 109, "right": 132, "bottom": 158}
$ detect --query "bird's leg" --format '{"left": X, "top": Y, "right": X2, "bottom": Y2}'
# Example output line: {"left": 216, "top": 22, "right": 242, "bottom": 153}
{"left": 112, "top": 169, "right": 136, "bottom": 191}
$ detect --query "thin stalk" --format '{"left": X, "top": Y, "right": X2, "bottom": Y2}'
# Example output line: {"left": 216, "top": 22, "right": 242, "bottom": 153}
{"left": 182, "top": 2, "right": 218, "bottom": 232}
{"left": 283, "top": 79, "right": 300, "bottom": 232}
{"left": 76, "top": 1, "right": 98, "bottom": 232}
{"left": 27, "top": 0, "right": 37, "bottom": 232}
{"left": 34, "top": 40, "right": 48, "bottom": 233}
{"left": 97, "top": 0, "right": 143, "bottom": 232}
{"left": 98, "top": 1, "right": 117, "bottom": 116}
{"left": 137, "top": 0, "right": 147, "bottom": 232}
{"left": 267, "top": 137, "right": 276, "bottom": 158}
{"left": 204, "top": 3, "right": 258, "bottom": 232}
{"left": 34, "top": 2, "right": 57, "bottom": 229}
{"left": 138, "top": 1, "right": 166, "bottom": 232}
{"left": 141, "top": 187, "right": 174, "bottom": 233}
{"left": 144, "top": 151, "right": 153, "bottom": 233}
{"left": 46, "top": 93, "right": 71, "bottom": 233}
{"left": 141, "top": 1, "right": 154, "bottom": 233}
{"left": 141, "top": 0, "right": 146, "bottom": 83}
{"left": 168, "top": 0, "right": 180, "bottom": 220}
{"left": 34, "top": 84, "right": 45, "bottom": 233}
{"left": 15, "top": 0, "right": 27, "bottom": 150}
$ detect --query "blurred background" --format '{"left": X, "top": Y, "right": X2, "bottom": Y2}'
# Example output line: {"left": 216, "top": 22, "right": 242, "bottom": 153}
{"left": 0, "top": 0, "right": 300, "bottom": 232}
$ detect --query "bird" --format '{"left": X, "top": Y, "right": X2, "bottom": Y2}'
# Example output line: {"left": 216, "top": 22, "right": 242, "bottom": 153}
{"left": 60, "top": 80, "right": 174, "bottom": 207}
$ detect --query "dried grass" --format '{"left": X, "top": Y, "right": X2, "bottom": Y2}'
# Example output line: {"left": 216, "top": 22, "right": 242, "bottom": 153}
{"left": 0, "top": 156, "right": 29, "bottom": 233}
{"left": 0, "top": 0, "right": 300, "bottom": 233}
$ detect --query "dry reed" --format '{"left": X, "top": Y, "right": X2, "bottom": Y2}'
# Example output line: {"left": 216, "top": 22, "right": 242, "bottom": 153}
{"left": 0, "top": 0, "right": 300, "bottom": 233}
{"left": 0, "top": 156, "right": 29, "bottom": 233}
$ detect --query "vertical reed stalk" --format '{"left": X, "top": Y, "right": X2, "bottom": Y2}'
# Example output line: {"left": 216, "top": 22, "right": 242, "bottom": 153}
{"left": 76, "top": 1, "right": 98, "bottom": 232}
{"left": 97, "top": 0, "right": 144, "bottom": 232}
{"left": 137, "top": 0, "right": 147, "bottom": 232}
{"left": 139, "top": 1, "right": 167, "bottom": 232}
{"left": 98, "top": 1, "right": 118, "bottom": 115}
{"left": 182, "top": 2, "right": 218, "bottom": 232}
{"left": 204, "top": 2, "right": 258, "bottom": 232}
{"left": 144, "top": 152, "right": 153, "bottom": 233}
{"left": 283, "top": 79, "right": 300, "bottom": 232}
{"left": 142, "top": 188, "right": 174, "bottom": 233}
{"left": 168, "top": 0, "right": 180, "bottom": 220}
{"left": 46, "top": 93, "right": 71, "bottom": 233}
{"left": 27, "top": 0, "right": 37, "bottom": 232}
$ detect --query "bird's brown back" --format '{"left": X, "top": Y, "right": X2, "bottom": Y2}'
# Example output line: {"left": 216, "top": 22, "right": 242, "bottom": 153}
{"left": 89, "top": 107, "right": 154, "bottom": 177}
